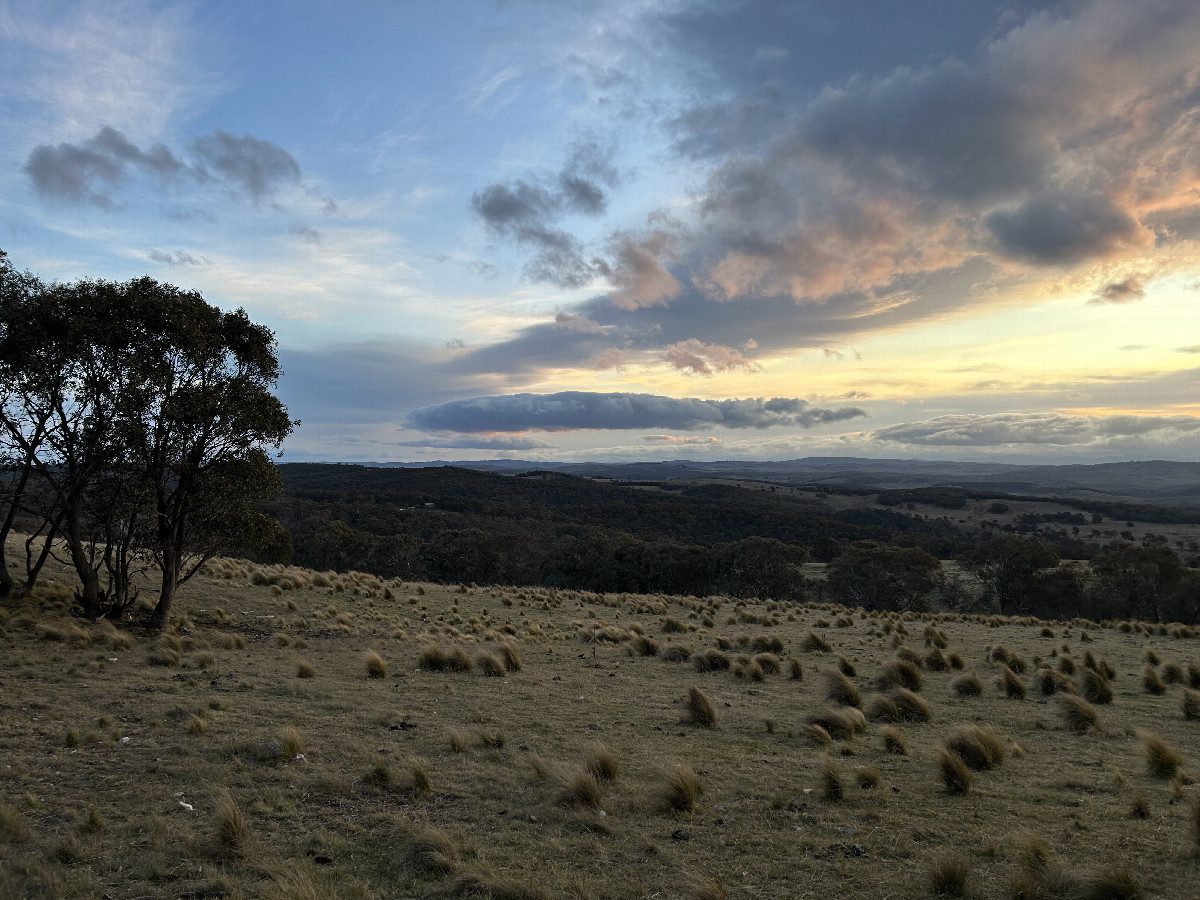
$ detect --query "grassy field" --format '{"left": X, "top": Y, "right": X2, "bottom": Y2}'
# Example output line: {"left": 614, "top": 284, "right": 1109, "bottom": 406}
{"left": 1, "top": 550, "right": 1198, "bottom": 899}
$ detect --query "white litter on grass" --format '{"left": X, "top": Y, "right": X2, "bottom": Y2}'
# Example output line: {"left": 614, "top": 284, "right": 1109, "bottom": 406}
{"left": 118, "top": 736, "right": 130, "bottom": 745}
{"left": 293, "top": 754, "right": 306, "bottom": 762}
{"left": 178, "top": 801, "right": 194, "bottom": 811}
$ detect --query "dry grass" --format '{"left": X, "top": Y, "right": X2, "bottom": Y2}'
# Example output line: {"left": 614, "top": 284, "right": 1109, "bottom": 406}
{"left": 998, "top": 663, "right": 1027, "bottom": 699}
{"left": 683, "top": 686, "right": 716, "bottom": 728}
{"left": 1056, "top": 693, "right": 1099, "bottom": 733}
{"left": 880, "top": 725, "right": 907, "bottom": 755}
{"left": 928, "top": 850, "right": 970, "bottom": 896}
{"left": 1140, "top": 731, "right": 1183, "bottom": 778}
{"left": 214, "top": 790, "right": 250, "bottom": 852}
{"left": 944, "top": 725, "right": 1005, "bottom": 770}
{"left": 657, "top": 764, "right": 702, "bottom": 812}
{"left": 866, "top": 687, "right": 931, "bottom": 723}
{"left": 938, "top": 749, "right": 972, "bottom": 794}
{"left": 1078, "top": 666, "right": 1113, "bottom": 704}
{"left": 805, "top": 706, "right": 866, "bottom": 740}
{"left": 585, "top": 743, "right": 620, "bottom": 782}
{"left": 950, "top": 671, "right": 983, "bottom": 697}
{"left": 823, "top": 670, "right": 862, "bottom": 708}
{"left": 1183, "top": 687, "right": 1200, "bottom": 721}
{"left": 363, "top": 650, "right": 387, "bottom": 679}
{"left": 878, "top": 658, "right": 923, "bottom": 692}
{"left": 558, "top": 767, "right": 603, "bottom": 810}
{"left": 820, "top": 754, "right": 845, "bottom": 801}
{"left": 1142, "top": 664, "right": 1166, "bottom": 695}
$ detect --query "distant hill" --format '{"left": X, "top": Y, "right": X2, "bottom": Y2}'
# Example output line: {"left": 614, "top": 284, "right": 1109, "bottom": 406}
{"left": 359, "top": 457, "right": 1200, "bottom": 507}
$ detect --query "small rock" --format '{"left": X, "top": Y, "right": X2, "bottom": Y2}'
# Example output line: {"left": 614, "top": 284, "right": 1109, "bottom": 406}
{"left": 671, "top": 828, "right": 690, "bottom": 841}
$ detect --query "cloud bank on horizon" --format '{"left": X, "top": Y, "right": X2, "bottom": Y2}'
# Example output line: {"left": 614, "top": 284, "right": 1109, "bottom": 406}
{"left": 3, "top": 0, "right": 1199, "bottom": 464}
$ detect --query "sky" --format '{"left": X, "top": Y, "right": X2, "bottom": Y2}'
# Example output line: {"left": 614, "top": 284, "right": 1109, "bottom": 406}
{"left": 2, "top": 0, "right": 1199, "bottom": 465}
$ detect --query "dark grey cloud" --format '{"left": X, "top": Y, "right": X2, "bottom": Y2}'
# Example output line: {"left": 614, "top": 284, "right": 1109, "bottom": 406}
{"left": 24, "top": 125, "right": 184, "bottom": 206}
{"left": 987, "top": 193, "right": 1148, "bottom": 265}
{"left": 405, "top": 392, "right": 866, "bottom": 433}
{"left": 471, "top": 137, "right": 621, "bottom": 287}
{"left": 873, "top": 412, "right": 1200, "bottom": 447}
{"left": 147, "top": 249, "right": 208, "bottom": 267}
{"left": 190, "top": 130, "right": 301, "bottom": 203}
{"left": 25, "top": 126, "right": 301, "bottom": 208}
{"left": 290, "top": 224, "right": 323, "bottom": 244}
{"left": 1091, "top": 275, "right": 1145, "bottom": 304}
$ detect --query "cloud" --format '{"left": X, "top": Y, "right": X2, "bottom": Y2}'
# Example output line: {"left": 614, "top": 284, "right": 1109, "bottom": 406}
{"left": 24, "top": 126, "right": 301, "bottom": 207}
{"left": 24, "top": 125, "right": 183, "bottom": 206}
{"left": 405, "top": 392, "right": 867, "bottom": 433}
{"left": 1177, "top": 345, "right": 1200, "bottom": 354}
{"left": 987, "top": 193, "right": 1150, "bottom": 265}
{"left": 643, "top": 434, "right": 723, "bottom": 444}
{"left": 290, "top": 225, "right": 323, "bottom": 244}
{"left": 147, "top": 248, "right": 207, "bottom": 267}
{"left": 396, "top": 434, "right": 552, "bottom": 451}
{"left": 190, "top": 130, "right": 301, "bottom": 203}
{"left": 873, "top": 412, "right": 1200, "bottom": 447}
{"left": 1092, "top": 275, "right": 1146, "bottom": 304}
{"left": 663, "top": 339, "right": 760, "bottom": 376}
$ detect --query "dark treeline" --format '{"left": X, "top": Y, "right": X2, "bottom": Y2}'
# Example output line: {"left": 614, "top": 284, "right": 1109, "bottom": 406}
{"left": 264, "top": 464, "right": 1200, "bottom": 622}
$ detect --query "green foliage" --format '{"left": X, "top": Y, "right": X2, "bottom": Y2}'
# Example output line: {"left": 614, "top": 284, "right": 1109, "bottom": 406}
{"left": 824, "top": 542, "right": 942, "bottom": 612}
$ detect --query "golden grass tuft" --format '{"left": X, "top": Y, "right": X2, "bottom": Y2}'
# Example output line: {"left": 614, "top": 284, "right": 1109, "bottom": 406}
{"left": 881, "top": 725, "right": 907, "bottom": 755}
{"left": 559, "top": 767, "right": 603, "bottom": 810}
{"left": 475, "top": 650, "right": 506, "bottom": 677}
{"left": 186, "top": 714, "right": 209, "bottom": 735}
{"left": 1142, "top": 664, "right": 1165, "bottom": 695}
{"left": 938, "top": 748, "right": 972, "bottom": 794}
{"left": 928, "top": 850, "right": 970, "bottom": 897}
{"left": 684, "top": 686, "right": 717, "bottom": 728}
{"left": 215, "top": 790, "right": 250, "bottom": 852}
{"left": 944, "top": 725, "right": 1005, "bottom": 770}
{"left": 657, "top": 764, "right": 702, "bottom": 812}
{"left": 278, "top": 726, "right": 304, "bottom": 758}
{"left": 878, "top": 658, "right": 923, "bottom": 692}
{"left": 950, "top": 672, "right": 983, "bottom": 697}
{"left": 805, "top": 706, "right": 866, "bottom": 741}
{"left": 1161, "top": 661, "right": 1185, "bottom": 685}
{"left": 820, "top": 755, "right": 845, "bottom": 801}
{"left": 686, "top": 874, "right": 728, "bottom": 900}
{"left": 438, "top": 872, "right": 550, "bottom": 900}
{"left": 585, "top": 743, "right": 619, "bottom": 782}
{"left": 998, "top": 663, "right": 1026, "bottom": 699}
{"left": 402, "top": 825, "right": 460, "bottom": 874}
{"left": 801, "top": 723, "right": 833, "bottom": 746}
{"left": 364, "top": 650, "right": 387, "bottom": 679}
{"left": 801, "top": 630, "right": 831, "bottom": 653}
{"left": 789, "top": 657, "right": 804, "bottom": 680}
{"left": 1056, "top": 693, "right": 1099, "bottom": 733}
{"left": 1033, "top": 667, "right": 1075, "bottom": 696}
{"left": 1182, "top": 687, "right": 1200, "bottom": 721}
{"left": 866, "top": 687, "right": 931, "bottom": 723}
{"left": 497, "top": 642, "right": 522, "bottom": 672}
{"left": 823, "top": 670, "right": 862, "bottom": 708}
{"left": 447, "top": 727, "right": 467, "bottom": 753}
{"left": 1129, "top": 793, "right": 1150, "bottom": 819}
{"left": 296, "top": 660, "right": 316, "bottom": 679}
{"left": 857, "top": 766, "right": 881, "bottom": 789}
{"left": 1140, "top": 731, "right": 1183, "bottom": 778}
{"left": 1078, "top": 667, "right": 1113, "bottom": 704}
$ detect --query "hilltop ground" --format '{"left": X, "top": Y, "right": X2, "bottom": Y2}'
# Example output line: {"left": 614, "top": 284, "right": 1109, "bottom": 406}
{"left": 1, "top": 549, "right": 1198, "bottom": 899}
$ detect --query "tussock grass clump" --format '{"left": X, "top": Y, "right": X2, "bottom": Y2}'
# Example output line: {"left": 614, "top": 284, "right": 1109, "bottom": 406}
{"left": 558, "top": 767, "right": 603, "bottom": 810}
{"left": 660, "top": 644, "right": 690, "bottom": 663}
{"left": 438, "top": 872, "right": 550, "bottom": 900}
{"left": 1144, "top": 648, "right": 1161, "bottom": 666}
{"left": 419, "top": 645, "right": 473, "bottom": 673}
{"left": 820, "top": 755, "right": 845, "bottom": 801}
{"left": 881, "top": 725, "right": 907, "bottom": 755}
{"left": 186, "top": 714, "right": 209, "bottom": 736}
{"left": 928, "top": 850, "right": 971, "bottom": 897}
{"left": 447, "top": 728, "right": 466, "bottom": 753}
{"left": 823, "top": 670, "right": 862, "bottom": 708}
{"left": 1129, "top": 793, "right": 1150, "bottom": 819}
{"left": 1034, "top": 667, "right": 1075, "bottom": 696}
{"left": 866, "top": 687, "right": 930, "bottom": 723}
{"left": 1182, "top": 687, "right": 1200, "bottom": 721}
{"left": 1057, "top": 655, "right": 1076, "bottom": 675}
{"left": 630, "top": 634, "right": 659, "bottom": 656}
{"left": 215, "top": 790, "right": 250, "bottom": 852}
{"left": 684, "top": 686, "right": 717, "bottom": 728}
{"left": 686, "top": 875, "right": 727, "bottom": 900}
{"left": 1078, "top": 667, "right": 1113, "bottom": 704}
{"left": 296, "top": 660, "right": 315, "bottom": 679}
{"left": 364, "top": 650, "right": 387, "bottom": 679}
{"left": 878, "top": 658, "right": 923, "bottom": 692}
{"left": 951, "top": 672, "right": 983, "bottom": 697}
{"left": 693, "top": 649, "right": 730, "bottom": 672}
{"left": 1140, "top": 731, "right": 1183, "bottom": 778}
{"left": 475, "top": 651, "right": 506, "bottom": 677}
{"left": 1188, "top": 662, "right": 1200, "bottom": 689}
{"left": 755, "top": 652, "right": 781, "bottom": 675}
{"left": 789, "top": 657, "right": 804, "bottom": 680}
{"left": 990, "top": 645, "right": 1027, "bottom": 673}
{"left": 401, "top": 825, "right": 460, "bottom": 874}
{"left": 0, "top": 801, "right": 28, "bottom": 843}
{"left": 924, "top": 648, "right": 949, "bottom": 672}
{"left": 1161, "top": 661, "right": 1185, "bottom": 685}
{"left": 1056, "top": 694, "right": 1099, "bottom": 733}
{"left": 802, "top": 631, "right": 832, "bottom": 653}
{"left": 278, "top": 726, "right": 304, "bottom": 758}
{"left": 947, "top": 652, "right": 965, "bottom": 670}
{"left": 944, "top": 725, "right": 1005, "bottom": 770}
{"left": 938, "top": 748, "right": 972, "bottom": 794}
{"left": 585, "top": 743, "right": 619, "bottom": 782}
{"left": 806, "top": 707, "right": 866, "bottom": 741}
{"left": 857, "top": 766, "right": 881, "bottom": 789}
{"left": 801, "top": 723, "right": 833, "bottom": 746}
{"left": 498, "top": 642, "right": 522, "bottom": 671}
{"left": 657, "top": 764, "right": 702, "bottom": 812}
{"left": 837, "top": 655, "right": 856, "bottom": 677}
{"left": 998, "top": 664, "right": 1027, "bottom": 699}
{"left": 1142, "top": 664, "right": 1166, "bottom": 695}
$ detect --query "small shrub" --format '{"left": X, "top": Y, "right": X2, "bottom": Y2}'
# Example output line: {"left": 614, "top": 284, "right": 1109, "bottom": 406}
{"left": 364, "top": 650, "right": 387, "bottom": 679}
{"left": 1140, "top": 731, "right": 1183, "bottom": 778}
{"left": 938, "top": 749, "right": 972, "bottom": 794}
{"left": 684, "top": 686, "right": 717, "bottom": 728}
{"left": 1142, "top": 665, "right": 1165, "bottom": 695}
{"left": 1056, "top": 694, "right": 1099, "bottom": 733}
{"left": 881, "top": 725, "right": 907, "bottom": 755}
{"left": 657, "top": 764, "right": 702, "bottom": 812}
{"left": 820, "top": 755, "right": 844, "bottom": 801}
{"left": 823, "top": 670, "right": 862, "bottom": 708}
{"left": 928, "top": 850, "right": 970, "bottom": 896}
{"left": 951, "top": 672, "right": 983, "bottom": 697}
